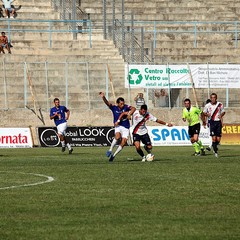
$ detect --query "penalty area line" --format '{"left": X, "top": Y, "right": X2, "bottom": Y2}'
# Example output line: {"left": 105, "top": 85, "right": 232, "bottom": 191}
{"left": 0, "top": 171, "right": 54, "bottom": 190}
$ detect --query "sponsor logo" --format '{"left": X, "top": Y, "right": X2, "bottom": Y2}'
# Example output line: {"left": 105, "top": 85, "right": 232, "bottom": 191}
{"left": 0, "top": 134, "right": 28, "bottom": 144}
{"left": 40, "top": 129, "right": 60, "bottom": 147}
{"left": 128, "top": 69, "right": 143, "bottom": 85}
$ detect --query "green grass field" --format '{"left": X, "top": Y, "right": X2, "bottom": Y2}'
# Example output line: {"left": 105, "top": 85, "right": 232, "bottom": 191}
{"left": 0, "top": 146, "right": 239, "bottom": 240}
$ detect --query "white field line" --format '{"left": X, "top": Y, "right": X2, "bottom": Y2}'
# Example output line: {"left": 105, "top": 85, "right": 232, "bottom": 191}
{"left": 0, "top": 172, "right": 54, "bottom": 190}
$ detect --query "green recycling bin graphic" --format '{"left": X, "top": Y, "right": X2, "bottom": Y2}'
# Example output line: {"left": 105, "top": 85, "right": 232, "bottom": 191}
{"left": 128, "top": 69, "right": 143, "bottom": 85}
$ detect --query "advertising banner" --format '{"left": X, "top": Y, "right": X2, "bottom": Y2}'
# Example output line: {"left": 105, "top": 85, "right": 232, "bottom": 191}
{"left": 0, "top": 128, "right": 33, "bottom": 148}
{"left": 37, "top": 125, "right": 237, "bottom": 147}
{"left": 37, "top": 126, "right": 115, "bottom": 147}
{"left": 130, "top": 126, "right": 211, "bottom": 146}
{"left": 221, "top": 124, "right": 240, "bottom": 145}
{"left": 125, "top": 64, "right": 240, "bottom": 89}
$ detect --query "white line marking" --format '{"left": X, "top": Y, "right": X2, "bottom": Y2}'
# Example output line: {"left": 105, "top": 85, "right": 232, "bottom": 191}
{"left": 0, "top": 172, "right": 54, "bottom": 190}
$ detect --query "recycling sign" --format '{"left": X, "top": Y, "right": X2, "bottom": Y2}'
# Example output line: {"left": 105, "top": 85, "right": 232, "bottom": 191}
{"left": 125, "top": 64, "right": 240, "bottom": 89}
{"left": 128, "top": 69, "right": 143, "bottom": 85}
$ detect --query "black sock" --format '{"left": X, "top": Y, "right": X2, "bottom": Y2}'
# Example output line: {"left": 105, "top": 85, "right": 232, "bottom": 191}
{"left": 144, "top": 145, "right": 151, "bottom": 153}
{"left": 212, "top": 142, "right": 218, "bottom": 153}
{"left": 137, "top": 149, "right": 144, "bottom": 157}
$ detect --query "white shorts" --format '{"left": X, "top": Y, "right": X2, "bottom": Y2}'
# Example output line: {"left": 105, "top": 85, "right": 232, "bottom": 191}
{"left": 57, "top": 122, "right": 67, "bottom": 136}
{"left": 115, "top": 125, "right": 129, "bottom": 139}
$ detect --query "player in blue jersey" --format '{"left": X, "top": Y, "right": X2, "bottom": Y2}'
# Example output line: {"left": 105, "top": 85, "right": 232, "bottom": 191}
{"left": 99, "top": 92, "right": 136, "bottom": 162}
{"left": 50, "top": 98, "right": 73, "bottom": 154}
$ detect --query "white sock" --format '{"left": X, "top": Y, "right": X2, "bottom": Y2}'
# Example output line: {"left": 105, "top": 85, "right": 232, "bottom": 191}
{"left": 66, "top": 143, "right": 71, "bottom": 150}
{"left": 113, "top": 145, "right": 122, "bottom": 157}
{"left": 61, "top": 141, "right": 65, "bottom": 147}
{"left": 109, "top": 138, "right": 118, "bottom": 151}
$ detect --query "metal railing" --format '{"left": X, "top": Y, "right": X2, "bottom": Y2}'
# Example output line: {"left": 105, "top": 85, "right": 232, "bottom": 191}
{"left": 123, "top": 20, "right": 240, "bottom": 49}
{"left": 0, "top": 19, "right": 92, "bottom": 48}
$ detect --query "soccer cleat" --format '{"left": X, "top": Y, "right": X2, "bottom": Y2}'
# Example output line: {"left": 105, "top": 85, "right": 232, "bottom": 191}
{"left": 192, "top": 152, "right": 201, "bottom": 156}
{"left": 206, "top": 147, "right": 211, "bottom": 151}
{"left": 106, "top": 150, "right": 112, "bottom": 157}
{"left": 201, "top": 149, "right": 206, "bottom": 156}
{"left": 141, "top": 156, "right": 146, "bottom": 162}
{"left": 109, "top": 154, "right": 115, "bottom": 162}
{"left": 214, "top": 152, "right": 218, "bottom": 158}
{"left": 69, "top": 149, "right": 73, "bottom": 154}
{"left": 61, "top": 146, "right": 66, "bottom": 152}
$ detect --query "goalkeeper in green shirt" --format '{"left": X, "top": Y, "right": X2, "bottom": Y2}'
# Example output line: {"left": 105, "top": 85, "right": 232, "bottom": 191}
{"left": 182, "top": 98, "right": 206, "bottom": 156}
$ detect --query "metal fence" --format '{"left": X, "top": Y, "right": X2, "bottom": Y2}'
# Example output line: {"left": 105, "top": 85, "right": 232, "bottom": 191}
{"left": 0, "top": 61, "right": 127, "bottom": 111}
{"left": 0, "top": 61, "right": 239, "bottom": 111}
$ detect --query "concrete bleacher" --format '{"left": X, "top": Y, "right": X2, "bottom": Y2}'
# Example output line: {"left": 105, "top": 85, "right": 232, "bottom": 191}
{"left": 80, "top": 0, "right": 240, "bottom": 108}
{"left": 0, "top": 0, "right": 131, "bottom": 116}
{"left": 0, "top": 0, "right": 240, "bottom": 131}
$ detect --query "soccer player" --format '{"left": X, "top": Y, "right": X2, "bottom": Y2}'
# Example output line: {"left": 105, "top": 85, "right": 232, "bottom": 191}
{"left": 182, "top": 98, "right": 206, "bottom": 156}
{"left": 99, "top": 92, "right": 136, "bottom": 162}
{"left": 205, "top": 99, "right": 212, "bottom": 151}
{"left": 50, "top": 98, "right": 73, "bottom": 154}
{"left": 203, "top": 93, "right": 225, "bottom": 157}
{"left": 116, "top": 104, "right": 172, "bottom": 162}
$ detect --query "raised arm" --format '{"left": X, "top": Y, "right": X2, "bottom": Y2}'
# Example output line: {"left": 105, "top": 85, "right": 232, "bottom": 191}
{"left": 99, "top": 92, "right": 111, "bottom": 107}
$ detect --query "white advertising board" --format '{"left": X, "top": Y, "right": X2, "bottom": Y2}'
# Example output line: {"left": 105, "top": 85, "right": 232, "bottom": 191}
{"left": 125, "top": 64, "right": 240, "bottom": 89}
{"left": 0, "top": 128, "right": 33, "bottom": 148}
{"left": 130, "top": 126, "right": 211, "bottom": 146}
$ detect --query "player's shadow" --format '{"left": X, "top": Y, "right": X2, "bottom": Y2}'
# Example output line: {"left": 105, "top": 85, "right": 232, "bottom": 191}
{"left": 127, "top": 158, "right": 171, "bottom": 162}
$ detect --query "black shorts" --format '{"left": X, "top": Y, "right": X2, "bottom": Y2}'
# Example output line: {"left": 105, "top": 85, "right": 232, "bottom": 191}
{"left": 209, "top": 120, "right": 222, "bottom": 137}
{"left": 188, "top": 123, "right": 200, "bottom": 138}
{"left": 133, "top": 133, "right": 151, "bottom": 146}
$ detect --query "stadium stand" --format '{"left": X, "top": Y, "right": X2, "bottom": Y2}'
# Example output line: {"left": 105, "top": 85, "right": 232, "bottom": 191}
{"left": 0, "top": 0, "right": 239, "bottom": 133}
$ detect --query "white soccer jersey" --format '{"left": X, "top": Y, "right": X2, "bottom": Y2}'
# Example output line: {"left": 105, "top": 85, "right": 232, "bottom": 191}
{"left": 132, "top": 110, "right": 157, "bottom": 135}
{"left": 203, "top": 102, "right": 225, "bottom": 121}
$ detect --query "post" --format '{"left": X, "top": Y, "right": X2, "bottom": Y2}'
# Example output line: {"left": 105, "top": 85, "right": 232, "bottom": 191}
{"left": 151, "top": 41, "right": 154, "bottom": 62}
{"left": 2, "top": 58, "right": 8, "bottom": 110}
{"left": 112, "top": 0, "right": 116, "bottom": 45}
{"left": 194, "top": 22, "right": 197, "bottom": 48}
{"left": 49, "top": 21, "right": 52, "bottom": 48}
{"left": 72, "top": 0, "right": 77, "bottom": 40}
{"left": 24, "top": 62, "right": 27, "bottom": 108}
{"left": 86, "top": 62, "right": 91, "bottom": 110}
{"left": 62, "top": 0, "right": 66, "bottom": 19}
{"left": 141, "top": 27, "right": 144, "bottom": 63}
{"left": 65, "top": 61, "right": 69, "bottom": 107}
{"left": 131, "top": 12, "right": 134, "bottom": 63}
{"left": 45, "top": 61, "right": 49, "bottom": 110}
{"left": 103, "top": 0, "right": 107, "bottom": 39}
{"left": 121, "top": 0, "right": 125, "bottom": 59}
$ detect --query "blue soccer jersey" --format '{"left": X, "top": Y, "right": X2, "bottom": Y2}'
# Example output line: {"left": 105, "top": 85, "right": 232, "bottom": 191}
{"left": 110, "top": 104, "right": 131, "bottom": 129}
{"left": 50, "top": 105, "right": 69, "bottom": 126}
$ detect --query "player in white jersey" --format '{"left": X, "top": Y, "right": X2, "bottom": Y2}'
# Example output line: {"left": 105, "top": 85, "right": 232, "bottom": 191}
{"left": 203, "top": 93, "right": 225, "bottom": 157}
{"left": 116, "top": 104, "right": 172, "bottom": 162}
{"left": 205, "top": 99, "right": 212, "bottom": 151}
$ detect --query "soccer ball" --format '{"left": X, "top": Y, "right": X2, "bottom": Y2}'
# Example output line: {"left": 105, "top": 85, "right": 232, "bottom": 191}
{"left": 146, "top": 153, "right": 155, "bottom": 162}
